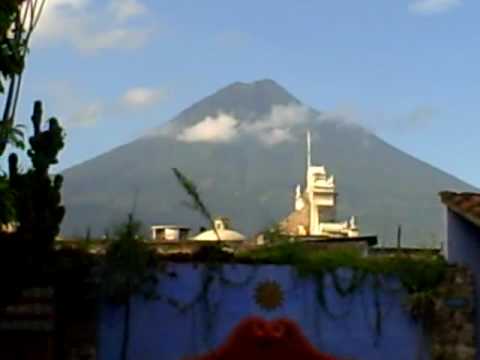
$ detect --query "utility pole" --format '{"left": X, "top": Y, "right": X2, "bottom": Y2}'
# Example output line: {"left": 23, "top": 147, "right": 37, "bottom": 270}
{"left": 396, "top": 225, "right": 402, "bottom": 249}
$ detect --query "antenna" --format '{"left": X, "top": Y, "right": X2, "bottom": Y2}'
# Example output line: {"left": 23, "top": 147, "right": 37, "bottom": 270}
{"left": 396, "top": 225, "right": 402, "bottom": 249}
{"left": 307, "top": 130, "right": 312, "bottom": 168}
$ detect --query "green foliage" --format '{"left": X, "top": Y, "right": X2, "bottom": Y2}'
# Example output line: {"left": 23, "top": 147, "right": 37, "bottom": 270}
{"left": 0, "top": 0, "right": 46, "bottom": 156}
{"left": 0, "top": 101, "right": 65, "bottom": 314}
{"left": 172, "top": 167, "right": 220, "bottom": 240}
{"left": 75, "top": 227, "right": 95, "bottom": 252}
{"left": 0, "top": 0, "right": 24, "bottom": 91}
{"left": 237, "top": 243, "right": 447, "bottom": 295}
{"left": 236, "top": 243, "right": 447, "bottom": 335}
{"left": 54, "top": 248, "right": 99, "bottom": 307}
{"left": 0, "top": 174, "right": 15, "bottom": 224}
{"left": 0, "top": 2, "right": 57, "bottom": 312}
{"left": 405, "top": 290, "right": 436, "bottom": 328}
{"left": 8, "top": 101, "right": 65, "bottom": 256}
{"left": 0, "top": 1, "right": 18, "bottom": 35}
{"left": 99, "top": 214, "right": 160, "bottom": 360}
{"left": 100, "top": 214, "right": 158, "bottom": 304}
{"left": 260, "top": 225, "right": 290, "bottom": 244}
{"left": 191, "top": 245, "right": 235, "bottom": 262}
{"left": 0, "top": 122, "right": 24, "bottom": 149}
{"left": 0, "top": 0, "right": 45, "bottom": 86}
{"left": 28, "top": 101, "right": 64, "bottom": 172}
{"left": 0, "top": 101, "right": 64, "bottom": 308}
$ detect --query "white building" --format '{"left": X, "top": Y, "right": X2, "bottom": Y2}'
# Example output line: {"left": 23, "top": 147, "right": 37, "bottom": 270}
{"left": 151, "top": 225, "right": 191, "bottom": 241}
{"left": 281, "top": 131, "right": 359, "bottom": 238}
{"left": 193, "top": 217, "right": 246, "bottom": 242}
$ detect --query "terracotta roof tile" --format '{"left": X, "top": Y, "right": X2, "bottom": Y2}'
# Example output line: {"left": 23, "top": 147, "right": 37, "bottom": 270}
{"left": 440, "top": 191, "right": 480, "bottom": 227}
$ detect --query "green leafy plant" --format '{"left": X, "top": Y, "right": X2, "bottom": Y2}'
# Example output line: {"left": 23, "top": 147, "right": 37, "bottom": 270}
{"left": 260, "top": 224, "right": 290, "bottom": 244}
{"left": 100, "top": 214, "right": 159, "bottom": 360}
{"left": 0, "top": 0, "right": 46, "bottom": 156}
{"left": 0, "top": 174, "right": 15, "bottom": 225}
{"left": 405, "top": 290, "right": 437, "bottom": 330}
{"left": 0, "top": 122, "right": 24, "bottom": 149}
{"left": 172, "top": 167, "right": 221, "bottom": 241}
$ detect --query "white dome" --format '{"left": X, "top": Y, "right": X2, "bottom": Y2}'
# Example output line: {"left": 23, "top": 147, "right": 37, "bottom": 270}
{"left": 193, "top": 229, "right": 246, "bottom": 242}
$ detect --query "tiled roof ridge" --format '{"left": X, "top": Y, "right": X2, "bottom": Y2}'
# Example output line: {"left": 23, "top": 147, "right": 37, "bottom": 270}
{"left": 440, "top": 190, "right": 480, "bottom": 228}
{"left": 440, "top": 191, "right": 480, "bottom": 196}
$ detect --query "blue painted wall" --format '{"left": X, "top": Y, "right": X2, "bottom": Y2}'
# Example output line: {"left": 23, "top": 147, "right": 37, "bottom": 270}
{"left": 99, "top": 264, "right": 428, "bottom": 360}
{"left": 446, "top": 209, "right": 480, "bottom": 360}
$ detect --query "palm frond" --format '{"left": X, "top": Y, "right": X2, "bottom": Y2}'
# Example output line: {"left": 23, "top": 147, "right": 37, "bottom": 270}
{"left": 172, "top": 168, "right": 221, "bottom": 241}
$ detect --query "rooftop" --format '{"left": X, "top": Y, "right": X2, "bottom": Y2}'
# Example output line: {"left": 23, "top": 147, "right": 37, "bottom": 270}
{"left": 440, "top": 191, "right": 480, "bottom": 227}
{"left": 194, "top": 229, "right": 246, "bottom": 242}
{"left": 151, "top": 225, "right": 190, "bottom": 230}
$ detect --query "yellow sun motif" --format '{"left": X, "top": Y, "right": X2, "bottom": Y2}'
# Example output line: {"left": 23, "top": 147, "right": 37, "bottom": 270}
{"left": 254, "top": 280, "right": 284, "bottom": 311}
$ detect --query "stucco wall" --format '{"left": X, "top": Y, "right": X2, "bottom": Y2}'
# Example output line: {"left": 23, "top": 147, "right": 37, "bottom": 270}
{"left": 446, "top": 209, "right": 480, "bottom": 360}
{"left": 99, "top": 264, "right": 429, "bottom": 360}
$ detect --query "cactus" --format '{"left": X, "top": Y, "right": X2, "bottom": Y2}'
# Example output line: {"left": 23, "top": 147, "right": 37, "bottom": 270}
{"left": 8, "top": 100, "right": 65, "bottom": 258}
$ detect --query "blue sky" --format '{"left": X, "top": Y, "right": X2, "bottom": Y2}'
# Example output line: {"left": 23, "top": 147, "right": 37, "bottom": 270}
{"left": 11, "top": 0, "right": 480, "bottom": 186}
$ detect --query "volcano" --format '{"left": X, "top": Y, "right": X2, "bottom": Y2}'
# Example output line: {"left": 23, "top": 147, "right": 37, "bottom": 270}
{"left": 61, "top": 79, "right": 474, "bottom": 246}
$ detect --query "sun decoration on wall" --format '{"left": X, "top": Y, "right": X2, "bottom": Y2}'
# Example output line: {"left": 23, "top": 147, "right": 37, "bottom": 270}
{"left": 254, "top": 280, "right": 284, "bottom": 311}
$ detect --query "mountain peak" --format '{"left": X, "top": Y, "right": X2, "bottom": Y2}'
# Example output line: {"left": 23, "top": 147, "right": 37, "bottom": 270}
{"left": 226, "top": 78, "right": 284, "bottom": 89}
{"left": 170, "top": 79, "right": 301, "bottom": 127}
{"left": 220, "top": 79, "right": 299, "bottom": 103}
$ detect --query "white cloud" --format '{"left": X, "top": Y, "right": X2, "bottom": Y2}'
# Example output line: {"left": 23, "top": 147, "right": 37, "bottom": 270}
{"left": 316, "top": 102, "right": 437, "bottom": 134}
{"left": 172, "top": 101, "right": 436, "bottom": 145}
{"left": 80, "top": 28, "right": 152, "bottom": 52}
{"left": 244, "top": 104, "right": 310, "bottom": 132}
{"left": 44, "top": 81, "right": 103, "bottom": 128}
{"left": 409, "top": 0, "right": 462, "bottom": 15}
{"left": 318, "top": 105, "right": 361, "bottom": 124}
{"left": 122, "top": 87, "right": 167, "bottom": 107}
{"left": 34, "top": 0, "right": 153, "bottom": 53}
{"left": 46, "top": 81, "right": 168, "bottom": 129}
{"left": 34, "top": 0, "right": 85, "bottom": 39}
{"left": 177, "top": 114, "right": 239, "bottom": 143}
{"left": 108, "top": 0, "right": 146, "bottom": 22}
{"left": 261, "top": 128, "right": 294, "bottom": 146}
{"left": 69, "top": 103, "right": 103, "bottom": 127}
{"left": 176, "top": 104, "right": 311, "bottom": 145}
{"left": 243, "top": 104, "right": 310, "bottom": 145}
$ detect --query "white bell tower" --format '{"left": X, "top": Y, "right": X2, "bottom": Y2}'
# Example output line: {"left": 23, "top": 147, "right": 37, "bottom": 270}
{"left": 304, "top": 131, "right": 337, "bottom": 235}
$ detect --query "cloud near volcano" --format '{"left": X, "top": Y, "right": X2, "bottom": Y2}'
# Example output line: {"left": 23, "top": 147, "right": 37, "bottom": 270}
{"left": 176, "top": 104, "right": 311, "bottom": 145}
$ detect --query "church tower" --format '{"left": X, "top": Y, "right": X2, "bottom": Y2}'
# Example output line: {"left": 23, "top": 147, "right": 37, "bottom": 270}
{"left": 304, "top": 131, "right": 337, "bottom": 234}
{"left": 281, "top": 130, "right": 359, "bottom": 238}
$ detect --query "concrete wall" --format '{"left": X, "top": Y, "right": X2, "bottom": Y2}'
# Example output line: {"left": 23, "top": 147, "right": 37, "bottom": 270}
{"left": 446, "top": 209, "right": 480, "bottom": 360}
{"left": 99, "top": 264, "right": 429, "bottom": 360}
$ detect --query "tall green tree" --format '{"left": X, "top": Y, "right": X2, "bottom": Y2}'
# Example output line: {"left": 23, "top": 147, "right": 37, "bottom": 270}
{"left": 0, "top": 0, "right": 46, "bottom": 156}
{"left": 100, "top": 214, "right": 158, "bottom": 360}
{"left": 0, "top": 0, "right": 46, "bottom": 228}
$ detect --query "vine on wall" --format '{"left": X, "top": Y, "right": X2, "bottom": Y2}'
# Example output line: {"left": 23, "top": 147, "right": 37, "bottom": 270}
{"left": 148, "top": 243, "right": 447, "bottom": 346}
{"left": 237, "top": 243, "right": 447, "bottom": 334}
{"left": 59, "top": 243, "right": 447, "bottom": 351}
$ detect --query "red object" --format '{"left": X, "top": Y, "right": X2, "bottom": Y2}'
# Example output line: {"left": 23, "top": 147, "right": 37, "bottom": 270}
{"left": 188, "top": 316, "right": 340, "bottom": 360}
